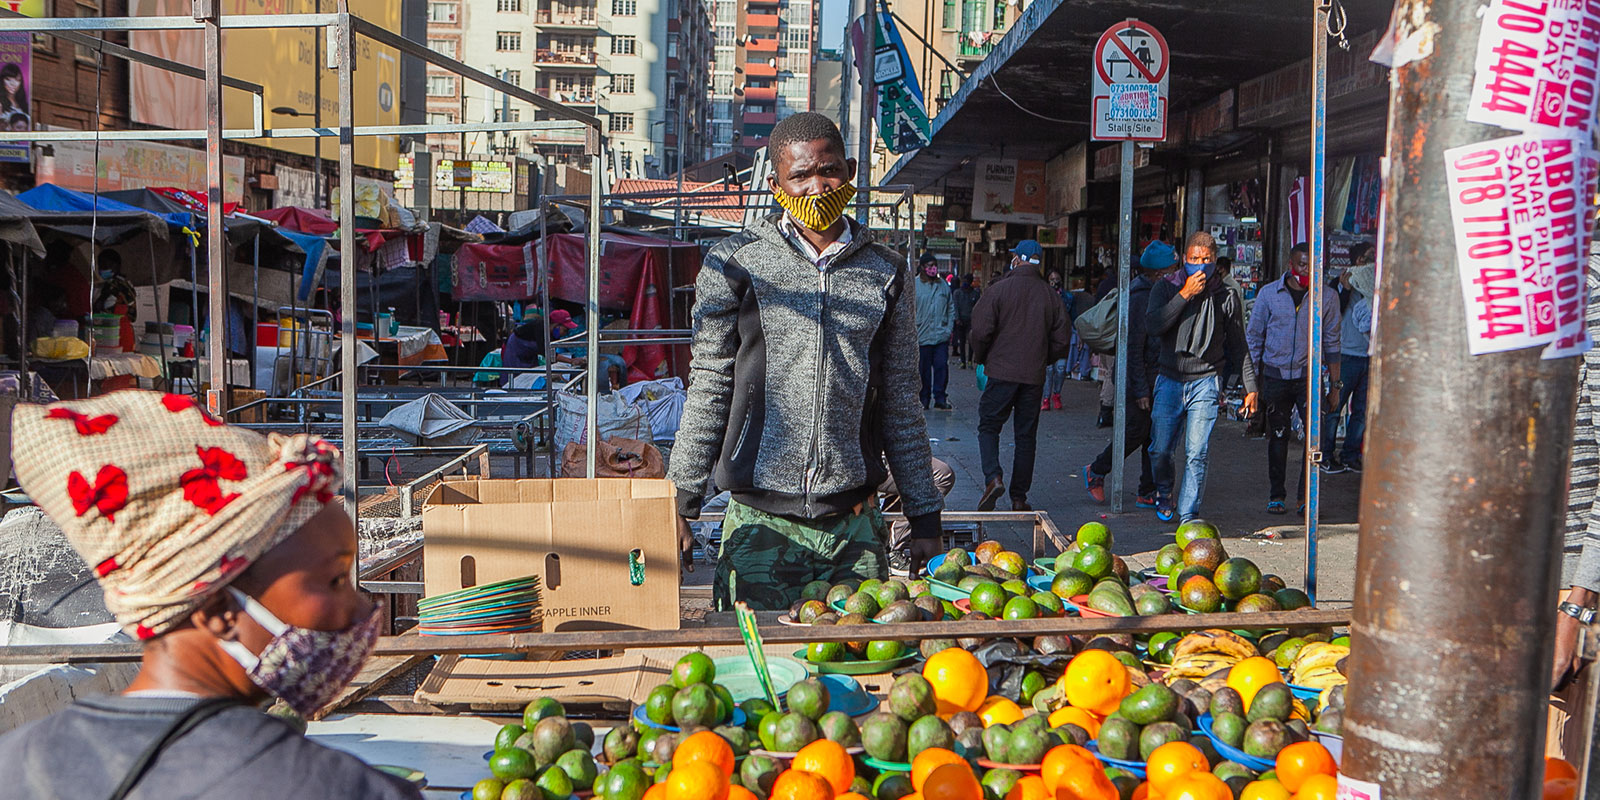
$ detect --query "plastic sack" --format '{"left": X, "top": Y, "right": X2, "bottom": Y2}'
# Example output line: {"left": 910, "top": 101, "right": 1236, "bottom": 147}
{"left": 31, "top": 337, "right": 90, "bottom": 361}
{"left": 553, "top": 387, "right": 649, "bottom": 462}
{"left": 618, "top": 377, "right": 687, "bottom": 442}
{"left": 976, "top": 364, "right": 988, "bottom": 392}
{"left": 560, "top": 436, "right": 665, "bottom": 478}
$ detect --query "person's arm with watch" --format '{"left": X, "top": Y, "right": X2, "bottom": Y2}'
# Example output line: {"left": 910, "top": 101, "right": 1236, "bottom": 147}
{"left": 1553, "top": 537, "right": 1600, "bottom": 690}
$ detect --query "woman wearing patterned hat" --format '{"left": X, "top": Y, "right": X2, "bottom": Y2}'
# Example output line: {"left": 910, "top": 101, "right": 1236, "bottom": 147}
{"left": 0, "top": 391, "right": 419, "bottom": 799}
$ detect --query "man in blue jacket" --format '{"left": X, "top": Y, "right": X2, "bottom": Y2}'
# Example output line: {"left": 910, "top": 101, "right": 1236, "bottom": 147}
{"left": 1084, "top": 241, "right": 1176, "bottom": 507}
{"left": 1246, "top": 242, "right": 1342, "bottom": 515}
{"left": 915, "top": 252, "right": 955, "bottom": 410}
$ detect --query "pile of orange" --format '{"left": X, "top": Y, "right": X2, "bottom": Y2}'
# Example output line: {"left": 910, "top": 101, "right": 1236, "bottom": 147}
{"left": 1545, "top": 757, "right": 1579, "bottom": 800}
{"left": 1059, "top": 650, "right": 1132, "bottom": 715}
{"left": 923, "top": 648, "right": 989, "bottom": 716}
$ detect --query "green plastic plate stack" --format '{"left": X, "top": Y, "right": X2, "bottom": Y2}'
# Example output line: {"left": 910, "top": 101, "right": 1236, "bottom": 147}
{"left": 416, "top": 576, "right": 543, "bottom": 636}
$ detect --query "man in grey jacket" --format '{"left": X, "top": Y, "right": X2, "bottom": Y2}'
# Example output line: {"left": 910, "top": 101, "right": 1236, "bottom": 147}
{"left": 667, "top": 112, "right": 943, "bottom": 611}
{"left": 1245, "top": 242, "right": 1342, "bottom": 515}
{"left": 916, "top": 252, "right": 955, "bottom": 409}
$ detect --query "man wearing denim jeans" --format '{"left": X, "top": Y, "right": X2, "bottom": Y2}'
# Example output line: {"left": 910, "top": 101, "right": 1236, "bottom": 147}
{"left": 1145, "top": 231, "right": 1258, "bottom": 522}
{"left": 1320, "top": 245, "right": 1374, "bottom": 473}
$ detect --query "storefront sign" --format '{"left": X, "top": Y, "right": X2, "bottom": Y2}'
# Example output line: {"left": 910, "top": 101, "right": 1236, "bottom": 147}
{"left": 1467, "top": 0, "right": 1600, "bottom": 135}
{"left": 1091, "top": 19, "right": 1169, "bottom": 141}
{"left": 923, "top": 236, "right": 961, "bottom": 250}
{"left": 972, "top": 158, "right": 1048, "bottom": 224}
{"left": 0, "top": 32, "right": 30, "bottom": 164}
{"left": 1444, "top": 134, "right": 1591, "bottom": 354}
{"left": 922, "top": 204, "right": 947, "bottom": 235}
{"left": 35, "top": 139, "right": 245, "bottom": 201}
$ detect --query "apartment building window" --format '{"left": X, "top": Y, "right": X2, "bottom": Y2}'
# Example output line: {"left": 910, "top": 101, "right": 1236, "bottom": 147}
{"left": 712, "top": 74, "right": 733, "bottom": 94}
{"left": 495, "top": 107, "right": 522, "bottom": 122}
{"left": 992, "top": 0, "right": 1006, "bottom": 29}
{"left": 714, "top": 23, "right": 735, "bottom": 45}
{"left": 428, "top": 2, "right": 458, "bottom": 22}
{"left": 609, "top": 112, "right": 635, "bottom": 133}
{"left": 941, "top": 0, "right": 956, "bottom": 28}
{"left": 780, "top": 28, "right": 809, "bottom": 50}
{"left": 74, "top": 0, "right": 102, "bottom": 62}
{"left": 427, "top": 111, "right": 456, "bottom": 124}
{"left": 783, "top": 52, "right": 809, "bottom": 72}
{"left": 611, "top": 35, "right": 636, "bottom": 55}
{"left": 497, "top": 31, "right": 523, "bottom": 51}
{"left": 428, "top": 38, "right": 457, "bottom": 58}
{"left": 939, "top": 69, "right": 955, "bottom": 100}
{"left": 611, "top": 74, "right": 636, "bottom": 94}
{"left": 426, "top": 75, "right": 458, "bottom": 96}
{"left": 667, "top": 33, "right": 679, "bottom": 59}
{"left": 502, "top": 70, "right": 522, "bottom": 86}
{"left": 497, "top": 0, "right": 523, "bottom": 10}
{"left": 612, "top": 0, "right": 637, "bottom": 15}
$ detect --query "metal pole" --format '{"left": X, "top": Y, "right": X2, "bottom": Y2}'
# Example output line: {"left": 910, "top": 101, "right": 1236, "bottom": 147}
{"left": 1303, "top": 0, "right": 1327, "bottom": 601}
{"left": 335, "top": 0, "right": 358, "bottom": 523}
{"left": 540, "top": 206, "right": 555, "bottom": 478}
{"left": 251, "top": 232, "right": 259, "bottom": 386}
{"left": 1111, "top": 140, "right": 1131, "bottom": 514}
{"left": 314, "top": 0, "right": 324, "bottom": 209}
{"left": 1339, "top": 0, "right": 1581, "bottom": 794}
{"left": 201, "top": 0, "right": 228, "bottom": 414}
{"left": 189, "top": 242, "right": 201, "bottom": 399}
{"left": 585, "top": 143, "right": 603, "bottom": 478}
{"left": 675, "top": 84, "right": 685, "bottom": 239}
{"left": 854, "top": 0, "right": 875, "bottom": 223}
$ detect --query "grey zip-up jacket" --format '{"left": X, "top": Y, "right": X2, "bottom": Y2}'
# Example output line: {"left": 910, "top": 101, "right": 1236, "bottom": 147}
{"left": 668, "top": 215, "right": 944, "bottom": 538}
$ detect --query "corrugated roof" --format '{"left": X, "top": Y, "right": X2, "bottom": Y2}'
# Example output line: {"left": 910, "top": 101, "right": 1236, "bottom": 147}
{"left": 611, "top": 178, "right": 747, "bottom": 222}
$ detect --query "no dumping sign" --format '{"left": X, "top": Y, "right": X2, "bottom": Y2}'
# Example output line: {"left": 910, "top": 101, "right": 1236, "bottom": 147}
{"left": 1092, "top": 19, "right": 1169, "bottom": 141}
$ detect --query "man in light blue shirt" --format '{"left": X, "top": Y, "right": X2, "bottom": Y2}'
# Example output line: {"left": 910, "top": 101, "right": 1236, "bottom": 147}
{"left": 915, "top": 252, "right": 955, "bottom": 410}
{"left": 1320, "top": 243, "right": 1375, "bottom": 473}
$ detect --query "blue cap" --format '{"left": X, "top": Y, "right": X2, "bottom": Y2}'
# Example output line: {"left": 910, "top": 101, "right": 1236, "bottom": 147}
{"left": 1011, "top": 240, "right": 1043, "bottom": 262}
{"left": 1139, "top": 240, "right": 1177, "bottom": 272}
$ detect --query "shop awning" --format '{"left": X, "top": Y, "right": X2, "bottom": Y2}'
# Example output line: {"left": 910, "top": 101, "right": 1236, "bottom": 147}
{"left": 0, "top": 189, "right": 168, "bottom": 245}
{"left": 883, "top": 0, "right": 1395, "bottom": 193}
{"left": 18, "top": 184, "right": 194, "bottom": 231}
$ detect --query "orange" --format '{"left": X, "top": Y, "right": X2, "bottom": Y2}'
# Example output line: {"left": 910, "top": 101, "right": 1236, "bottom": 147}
{"left": 1050, "top": 761, "right": 1118, "bottom": 800}
{"left": 768, "top": 769, "right": 835, "bottom": 800}
{"left": 664, "top": 761, "right": 731, "bottom": 800}
{"left": 1005, "top": 775, "right": 1050, "bottom": 800}
{"left": 1162, "top": 772, "right": 1231, "bottom": 800}
{"left": 838, "top": 795, "right": 873, "bottom": 800}
{"left": 1546, "top": 778, "right": 1579, "bottom": 800}
{"left": 1273, "top": 742, "right": 1336, "bottom": 792}
{"left": 728, "top": 787, "right": 761, "bottom": 800}
{"left": 1226, "top": 657, "right": 1282, "bottom": 712}
{"left": 674, "top": 729, "right": 737, "bottom": 777}
{"left": 1291, "top": 774, "right": 1338, "bottom": 800}
{"left": 1131, "top": 783, "right": 1149, "bottom": 800}
{"left": 921, "top": 762, "right": 984, "bottom": 800}
{"left": 978, "top": 695, "right": 1027, "bottom": 727}
{"left": 924, "top": 648, "right": 989, "bottom": 715}
{"left": 1040, "top": 745, "right": 1102, "bottom": 794}
{"left": 792, "top": 739, "right": 855, "bottom": 796}
{"left": 1239, "top": 779, "right": 1292, "bottom": 800}
{"left": 643, "top": 784, "right": 668, "bottom": 800}
{"left": 1547, "top": 757, "right": 1580, "bottom": 782}
{"left": 1047, "top": 706, "right": 1103, "bottom": 738}
{"left": 1061, "top": 650, "right": 1131, "bottom": 715}
{"left": 913, "top": 747, "right": 969, "bottom": 792}
{"left": 1145, "top": 741, "right": 1209, "bottom": 795}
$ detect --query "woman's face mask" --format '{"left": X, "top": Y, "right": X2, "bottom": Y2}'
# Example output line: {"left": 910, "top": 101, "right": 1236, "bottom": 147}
{"left": 217, "top": 587, "right": 380, "bottom": 717}
{"left": 773, "top": 182, "right": 857, "bottom": 232}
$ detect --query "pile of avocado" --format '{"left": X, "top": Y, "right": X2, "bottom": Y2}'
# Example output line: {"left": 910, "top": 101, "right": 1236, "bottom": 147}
{"left": 476, "top": 697, "right": 602, "bottom": 800}
{"left": 1203, "top": 682, "right": 1320, "bottom": 761}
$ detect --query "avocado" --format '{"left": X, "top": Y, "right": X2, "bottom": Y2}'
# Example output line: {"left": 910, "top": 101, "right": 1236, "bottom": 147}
{"left": 861, "top": 711, "right": 909, "bottom": 762}
{"left": 1136, "top": 592, "right": 1173, "bottom": 616}
{"left": 1241, "top": 719, "right": 1293, "bottom": 759}
{"left": 875, "top": 600, "right": 921, "bottom": 624}
{"left": 603, "top": 725, "right": 638, "bottom": 763}
{"left": 948, "top": 710, "right": 984, "bottom": 737}
{"left": 981, "top": 724, "right": 1012, "bottom": 764}
{"left": 944, "top": 548, "right": 972, "bottom": 568}
{"left": 1313, "top": 707, "right": 1343, "bottom": 735}
{"left": 837, "top": 612, "right": 872, "bottom": 657}
{"left": 1189, "top": 734, "right": 1220, "bottom": 766}
{"left": 1286, "top": 718, "right": 1313, "bottom": 743}
{"left": 1050, "top": 567, "right": 1095, "bottom": 599}
{"left": 1138, "top": 722, "right": 1187, "bottom": 760}
{"left": 818, "top": 711, "right": 862, "bottom": 746}
{"left": 1212, "top": 558, "right": 1262, "bottom": 601}
{"left": 740, "top": 755, "right": 782, "bottom": 796}
{"left": 1005, "top": 725, "right": 1049, "bottom": 765}
{"left": 1210, "top": 687, "right": 1245, "bottom": 718}
{"left": 1095, "top": 716, "right": 1140, "bottom": 761}
{"left": 876, "top": 580, "right": 911, "bottom": 608}
{"left": 714, "top": 725, "right": 751, "bottom": 755}
{"left": 797, "top": 600, "right": 828, "bottom": 624}
{"left": 531, "top": 717, "right": 577, "bottom": 767}
{"left": 955, "top": 727, "right": 986, "bottom": 760}
{"left": 907, "top": 714, "right": 956, "bottom": 760}
{"left": 787, "top": 678, "right": 830, "bottom": 721}
{"left": 932, "top": 561, "right": 965, "bottom": 584}
{"left": 1235, "top": 593, "right": 1284, "bottom": 613}
{"left": 914, "top": 594, "right": 945, "bottom": 620}
{"left": 920, "top": 638, "right": 958, "bottom": 659}
{"left": 1087, "top": 586, "right": 1136, "bottom": 617}
{"left": 772, "top": 712, "right": 820, "bottom": 752}
{"left": 1120, "top": 683, "right": 1180, "bottom": 726}
{"left": 826, "top": 583, "right": 855, "bottom": 607}
{"left": 1182, "top": 538, "right": 1227, "bottom": 571}
{"left": 843, "top": 591, "right": 880, "bottom": 618}
{"left": 1246, "top": 683, "right": 1294, "bottom": 723}
{"left": 1210, "top": 712, "right": 1247, "bottom": 748}
{"left": 670, "top": 683, "right": 719, "bottom": 728}
{"left": 649, "top": 731, "right": 678, "bottom": 765}
{"left": 1053, "top": 723, "right": 1090, "bottom": 747}
{"left": 887, "top": 674, "right": 938, "bottom": 722}
{"left": 1033, "top": 635, "right": 1075, "bottom": 655}
{"left": 1213, "top": 761, "right": 1256, "bottom": 783}
{"left": 981, "top": 768, "right": 1023, "bottom": 800}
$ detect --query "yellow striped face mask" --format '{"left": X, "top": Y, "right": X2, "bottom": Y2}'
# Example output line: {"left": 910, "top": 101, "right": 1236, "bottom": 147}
{"left": 773, "top": 181, "right": 857, "bottom": 231}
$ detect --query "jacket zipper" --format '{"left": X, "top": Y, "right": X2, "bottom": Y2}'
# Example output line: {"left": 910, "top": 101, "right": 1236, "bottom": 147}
{"left": 803, "top": 266, "right": 828, "bottom": 516}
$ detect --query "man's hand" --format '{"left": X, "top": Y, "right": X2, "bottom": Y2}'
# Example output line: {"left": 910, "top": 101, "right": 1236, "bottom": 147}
{"left": 1553, "top": 587, "right": 1596, "bottom": 690}
{"left": 677, "top": 515, "right": 696, "bottom": 573}
{"left": 908, "top": 538, "right": 942, "bottom": 576}
{"left": 1241, "top": 392, "right": 1259, "bottom": 417}
{"left": 1136, "top": 397, "right": 1151, "bottom": 411}
{"left": 1179, "top": 270, "right": 1208, "bottom": 300}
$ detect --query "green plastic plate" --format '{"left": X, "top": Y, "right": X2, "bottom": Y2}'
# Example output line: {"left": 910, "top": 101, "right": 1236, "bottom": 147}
{"left": 713, "top": 656, "right": 809, "bottom": 703}
{"left": 860, "top": 755, "right": 912, "bottom": 772}
{"left": 373, "top": 765, "right": 426, "bottom": 787}
{"left": 792, "top": 648, "right": 919, "bottom": 675}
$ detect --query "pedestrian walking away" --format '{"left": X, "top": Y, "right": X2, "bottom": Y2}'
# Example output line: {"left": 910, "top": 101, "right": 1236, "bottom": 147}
{"left": 1320, "top": 242, "right": 1375, "bottom": 474}
{"left": 667, "top": 112, "right": 944, "bottom": 611}
{"left": 1085, "top": 240, "right": 1175, "bottom": 507}
{"left": 1043, "top": 270, "right": 1071, "bottom": 411}
{"left": 1247, "top": 241, "right": 1342, "bottom": 515}
{"left": 969, "top": 239, "right": 1071, "bottom": 513}
{"left": 952, "top": 274, "right": 980, "bottom": 367}
{"left": 1145, "top": 230, "right": 1258, "bottom": 523}
{"left": 915, "top": 251, "right": 955, "bottom": 410}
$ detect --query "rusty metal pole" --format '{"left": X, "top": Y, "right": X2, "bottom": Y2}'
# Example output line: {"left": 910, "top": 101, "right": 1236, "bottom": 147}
{"left": 199, "top": 0, "right": 228, "bottom": 415}
{"left": 335, "top": 1, "right": 359, "bottom": 525}
{"left": 1340, "top": 0, "right": 1581, "bottom": 794}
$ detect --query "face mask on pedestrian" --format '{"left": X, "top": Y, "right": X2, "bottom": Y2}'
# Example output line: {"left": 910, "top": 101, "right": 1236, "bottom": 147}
{"left": 216, "top": 587, "right": 381, "bottom": 717}
{"left": 773, "top": 181, "right": 856, "bottom": 232}
{"left": 1289, "top": 257, "right": 1310, "bottom": 284}
{"left": 921, "top": 264, "right": 938, "bottom": 279}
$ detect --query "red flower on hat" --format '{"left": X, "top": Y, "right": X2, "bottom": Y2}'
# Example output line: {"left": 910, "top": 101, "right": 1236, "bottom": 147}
{"left": 94, "top": 557, "right": 119, "bottom": 577}
{"left": 134, "top": 624, "right": 155, "bottom": 640}
{"left": 161, "top": 393, "right": 225, "bottom": 427}
{"left": 45, "top": 408, "right": 119, "bottom": 436}
{"left": 67, "top": 465, "right": 129, "bottom": 521}
{"left": 180, "top": 446, "right": 248, "bottom": 515}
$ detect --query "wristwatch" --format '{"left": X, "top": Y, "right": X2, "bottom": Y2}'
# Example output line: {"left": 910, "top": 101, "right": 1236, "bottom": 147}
{"left": 1560, "top": 601, "right": 1597, "bottom": 624}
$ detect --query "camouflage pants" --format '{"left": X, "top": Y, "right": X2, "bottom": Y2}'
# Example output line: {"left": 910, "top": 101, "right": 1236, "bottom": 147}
{"left": 712, "top": 500, "right": 889, "bottom": 612}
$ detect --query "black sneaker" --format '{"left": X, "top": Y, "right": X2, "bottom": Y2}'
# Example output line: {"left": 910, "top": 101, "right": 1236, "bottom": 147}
{"left": 1345, "top": 456, "right": 1363, "bottom": 473}
{"left": 887, "top": 549, "right": 913, "bottom": 577}
{"left": 934, "top": 401, "right": 954, "bottom": 410}
{"left": 1320, "top": 459, "right": 1349, "bottom": 475}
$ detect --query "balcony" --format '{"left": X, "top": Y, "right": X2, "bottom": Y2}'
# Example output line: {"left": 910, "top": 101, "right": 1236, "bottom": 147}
{"left": 535, "top": 10, "right": 599, "bottom": 28}
{"left": 742, "top": 110, "right": 775, "bottom": 125}
{"left": 743, "top": 85, "right": 776, "bottom": 103}
{"left": 745, "top": 37, "right": 777, "bottom": 53}
{"left": 536, "top": 48, "right": 599, "bottom": 67}
{"left": 957, "top": 40, "right": 993, "bottom": 64}
{"left": 743, "top": 61, "right": 776, "bottom": 77}
{"left": 746, "top": 12, "right": 779, "bottom": 30}
{"left": 535, "top": 87, "right": 597, "bottom": 104}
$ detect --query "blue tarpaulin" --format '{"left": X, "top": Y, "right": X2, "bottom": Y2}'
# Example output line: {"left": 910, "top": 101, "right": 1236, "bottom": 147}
{"left": 18, "top": 184, "right": 194, "bottom": 231}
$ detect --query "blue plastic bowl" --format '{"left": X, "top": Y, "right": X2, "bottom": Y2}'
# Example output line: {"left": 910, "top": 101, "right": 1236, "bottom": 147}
{"left": 1085, "top": 741, "right": 1147, "bottom": 777}
{"left": 1196, "top": 713, "right": 1276, "bottom": 771}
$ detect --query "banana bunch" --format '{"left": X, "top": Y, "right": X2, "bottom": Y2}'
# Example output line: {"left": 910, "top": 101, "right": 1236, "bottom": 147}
{"left": 1291, "top": 641, "right": 1350, "bottom": 689}
{"left": 1163, "top": 630, "right": 1259, "bottom": 684}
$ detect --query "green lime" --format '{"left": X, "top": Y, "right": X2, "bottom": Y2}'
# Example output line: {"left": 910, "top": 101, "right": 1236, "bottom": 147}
{"left": 672, "top": 652, "right": 716, "bottom": 688}
{"left": 536, "top": 764, "right": 575, "bottom": 799}
{"left": 1076, "top": 521, "right": 1113, "bottom": 548}
{"left": 644, "top": 684, "right": 677, "bottom": 725}
{"left": 741, "top": 698, "right": 777, "bottom": 732}
{"left": 554, "top": 749, "right": 598, "bottom": 790}
{"left": 866, "top": 640, "right": 906, "bottom": 661}
{"left": 602, "top": 760, "right": 651, "bottom": 800}
{"left": 471, "top": 778, "right": 506, "bottom": 800}
{"left": 495, "top": 723, "right": 528, "bottom": 753}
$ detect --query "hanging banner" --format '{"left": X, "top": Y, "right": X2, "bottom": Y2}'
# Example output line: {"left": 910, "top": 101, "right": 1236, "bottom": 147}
{"left": 1466, "top": 0, "right": 1600, "bottom": 135}
{"left": 873, "top": 0, "right": 930, "bottom": 154}
{"left": 972, "top": 158, "right": 1047, "bottom": 224}
{"left": 0, "top": 32, "right": 31, "bottom": 164}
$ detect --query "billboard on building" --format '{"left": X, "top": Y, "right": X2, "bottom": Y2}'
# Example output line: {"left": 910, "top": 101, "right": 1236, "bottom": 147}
{"left": 0, "top": 32, "right": 30, "bottom": 164}
{"left": 973, "top": 158, "right": 1048, "bottom": 225}
{"left": 34, "top": 139, "right": 246, "bottom": 202}
{"left": 126, "top": 0, "right": 401, "bottom": 171}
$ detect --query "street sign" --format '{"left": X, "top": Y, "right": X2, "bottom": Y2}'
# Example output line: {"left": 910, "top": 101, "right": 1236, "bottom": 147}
{"left": 1091, "top": 18, "right": 1169, "bottom": 141}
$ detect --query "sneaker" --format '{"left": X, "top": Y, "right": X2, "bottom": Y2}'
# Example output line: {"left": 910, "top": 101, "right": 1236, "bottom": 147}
{"left": 1097, "top": 405, "right": 1113, "bottom": 428}
{"left": 1155, "top": 496, "right": 1175, "bottom": 522}
{"left": 1041, "top": 397, "right": 1051, "bottom": 411}
{"left": 1051, "top": 393, "right": 1063, "bottom": 410}
{"left": 1083, "top": 465, "right": 1105, "bottom": 503}
{"left": 1345, "top": 456, "right": 1363, "bottom": 473}
{"left": 1267, "top": 500, "right": 1287, "bottom": 515}
{"left": 934, "top": 401, "right": 954, "bottom": 410}
{"left": 1135, "top": 493, "right": 1158, "bottom": 509}
{"left": 887, "top": 549, "right": 913, "bottom": 577}
{"left": 1319, "top": 459, "right": 1349, "bottom": 475}
{"left": 1011, "top": 497, "right": 1033, "bottom": 511}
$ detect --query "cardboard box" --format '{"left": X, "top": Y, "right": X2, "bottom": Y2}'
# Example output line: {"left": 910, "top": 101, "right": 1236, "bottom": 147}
{"left": 422, "top": 478, "right": 680, "bottom": 631}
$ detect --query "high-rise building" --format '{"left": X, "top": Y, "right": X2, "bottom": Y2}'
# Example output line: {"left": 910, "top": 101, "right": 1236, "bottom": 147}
{"left": 421, "top": 0, "right": 712, "bottom": 179}
{"left": 706, "top": 0, "right": 815, "bottom": 156}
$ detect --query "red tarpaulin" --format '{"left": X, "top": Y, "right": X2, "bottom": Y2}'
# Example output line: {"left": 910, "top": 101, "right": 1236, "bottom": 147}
{"left": 256, "top": 206, "right": 338, "bottom": 236}
{"left": 454, "top": 231, "right": 700, "bottom": 381}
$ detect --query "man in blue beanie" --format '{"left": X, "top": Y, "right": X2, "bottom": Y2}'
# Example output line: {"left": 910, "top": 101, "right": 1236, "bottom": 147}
{"left": 1084, "top": 240, "right": 1178, "bottom": 506}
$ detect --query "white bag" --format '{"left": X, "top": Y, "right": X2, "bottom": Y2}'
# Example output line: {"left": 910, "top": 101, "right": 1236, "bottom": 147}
{"left": 553, "top": 387, "right": 649, "bottom": 461}
{"left": 618, "top": 377, "right": 687, "bottom": 442}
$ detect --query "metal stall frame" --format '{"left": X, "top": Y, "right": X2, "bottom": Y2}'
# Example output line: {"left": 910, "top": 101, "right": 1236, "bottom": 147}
{"left": 0, "top": 5, "right": 606, "bottom": 526}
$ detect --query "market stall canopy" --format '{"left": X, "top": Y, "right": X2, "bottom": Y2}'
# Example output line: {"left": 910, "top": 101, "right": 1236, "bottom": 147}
{"left": 883, "top": 0, "right": 1395, "bottom": 192}
{"left": 256, "top": 206, "right": 338, "bottom": 237}
{"left": 0, "top": 189, "right": 167, "bottom": 246}
{"left": 19, "top": 184, "right": 194, "bottom": 231}
{"left": 0, "top": 193, "right": 45, "bottom": 257}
